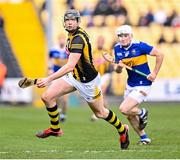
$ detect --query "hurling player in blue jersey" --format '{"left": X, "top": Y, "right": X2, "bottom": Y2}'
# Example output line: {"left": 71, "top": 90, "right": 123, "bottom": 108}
{"left": 113, "top": 25, "right": 164, "bottom": 144}
{"left": 48, "top": 34, "right": 68, "bottom": 122}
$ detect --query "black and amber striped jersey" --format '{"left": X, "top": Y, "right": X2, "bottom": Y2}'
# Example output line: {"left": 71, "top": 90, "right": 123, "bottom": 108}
{"left": 66, "top": 27, "right": 98, "bottom": 83}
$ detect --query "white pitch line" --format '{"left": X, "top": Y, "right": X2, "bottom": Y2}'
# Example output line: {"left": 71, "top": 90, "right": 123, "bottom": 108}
{"left": 1, "top": 148, "right": 172, "bottom": 155}
{"left": 0, "top": 152, "right": 8, "bottom": 154}
{"left": 39, "top": 150, "right": 58, "bottom": 153}
{"left": 65, "top": 150, "right": 73, "bottom": 153}
{"left": 84, "top": 150, "right": 116, "bottom": 153}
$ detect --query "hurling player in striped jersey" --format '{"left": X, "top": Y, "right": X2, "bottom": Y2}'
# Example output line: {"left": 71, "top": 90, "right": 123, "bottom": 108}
{"left": 113, "top": 25, "right": 164, "bottom": 144}
{"left": 36, "top": 10, "right": 130, "bottom": 150}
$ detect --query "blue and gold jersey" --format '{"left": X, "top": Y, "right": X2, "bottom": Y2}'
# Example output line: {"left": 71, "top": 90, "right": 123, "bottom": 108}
{"left": 66, "top": 27, "right": 98, "bottom": 83}
{"left": 114, "top": 41, "right": 153, "bottom": 87}
{"left": 49, "top": 46, "right": 68, "bottom": 72}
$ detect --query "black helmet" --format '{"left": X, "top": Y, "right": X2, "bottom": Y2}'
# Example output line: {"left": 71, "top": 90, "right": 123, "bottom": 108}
{"left": 64, "top": 9, "right": 81, "bottom": 22}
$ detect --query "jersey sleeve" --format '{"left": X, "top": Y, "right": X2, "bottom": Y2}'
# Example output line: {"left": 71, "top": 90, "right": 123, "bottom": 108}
{"left": 70, "top": 35, "right": 84, "bottom": 54}
{"left": 139, "top": 42, "right": 153, "bottom": 55}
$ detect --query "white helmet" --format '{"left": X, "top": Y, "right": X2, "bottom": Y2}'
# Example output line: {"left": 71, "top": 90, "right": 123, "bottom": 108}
{"left": 116, "top": 25, "right": 132, "bottom": 35}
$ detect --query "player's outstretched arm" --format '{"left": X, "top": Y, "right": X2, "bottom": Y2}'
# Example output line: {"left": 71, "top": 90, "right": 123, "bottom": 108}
{"left": 37, "top": 53, "right": 81, "bottom": 88}
{"left": 147, "top": 48, "right": 164, "bottom": 81}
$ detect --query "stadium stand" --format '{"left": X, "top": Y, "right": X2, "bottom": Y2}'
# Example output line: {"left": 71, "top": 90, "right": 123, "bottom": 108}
{"left": 0, "top": 28, "right": 22, "bottom": 77}
{"left": 0, "top": 1, "right": 47, "bottom": 78}
{"left": 0, "top": 0, "right": 47, "bottom": 106}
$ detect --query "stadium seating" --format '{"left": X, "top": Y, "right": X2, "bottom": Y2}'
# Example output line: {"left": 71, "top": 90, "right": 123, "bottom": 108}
{"left": 0, "top": 28, "right": 22, "bottom": 77}
{"left": 0, "top": 1, "right": 47, "bottom": 78}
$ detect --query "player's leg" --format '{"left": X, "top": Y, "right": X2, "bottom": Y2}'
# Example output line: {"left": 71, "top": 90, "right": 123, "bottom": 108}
{"left": 87, "top": 96, "right": 129, "bottom": 150}
{"left": 120, "top": 98, "right": 151, "bottom": 144}
{"left": 119, "top": 96, "right": 140, "bottom": 116}
{"left": 74, "top": 73, "right": 129, "bottom": 149}
{"left": 138, "top": 108, "right": 148, "bottom": 130}
{"left": 120, "top": 96, "right": 149, "bottom": 128}
{"left": 91, "top": 73, "right": 111, "bottom": 121}
{"left": 36, "top": 78, "right": 76, "bottom": 138}
{"left": 127, "top": 115, "right": 151, "bottom": 144}
{"left": 101, "top": 73, "right": 111, "bottom": 108}
{"left": 119, "top": 85, "right": 151, "bottom": 144}
{"left": 120, "top": 85, "right": 150, "bottom": 130}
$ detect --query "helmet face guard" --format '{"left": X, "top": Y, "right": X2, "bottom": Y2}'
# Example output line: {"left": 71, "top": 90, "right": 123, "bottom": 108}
{"left": 116, "top": 25, "right": 132, "bottom": 36}
{"left": 64, "top": 9, "right": 81, "bottom": 23}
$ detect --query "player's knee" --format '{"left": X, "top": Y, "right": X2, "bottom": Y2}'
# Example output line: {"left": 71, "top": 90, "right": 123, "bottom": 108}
{"left": 94, "top": 109, "right": 108, "bottom": 119}
{"left": 41, "top": 92, "right": 51, "bottom": 103}
{"left": 119, "top": 106, "right": 128, "bottom": 115}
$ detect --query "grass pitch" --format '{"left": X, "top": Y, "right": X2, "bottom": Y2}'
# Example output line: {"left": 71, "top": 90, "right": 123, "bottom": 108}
{"left": 0, "top": 102, "right": 180, "bottom": 159}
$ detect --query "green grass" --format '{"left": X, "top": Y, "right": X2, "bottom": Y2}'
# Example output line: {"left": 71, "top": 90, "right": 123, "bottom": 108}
{"left": 0, "top": 102, "right": 180, "bottom": 159}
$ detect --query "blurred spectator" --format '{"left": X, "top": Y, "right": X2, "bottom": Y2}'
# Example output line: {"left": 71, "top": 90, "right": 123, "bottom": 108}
{"left": 110, "top": 0, "right": 128, "bottom": 16}
{"left": 66, "top": 0, "right": 75, "bottom": 9}
{"left": 93, "top": 0, "right": 111, "bottom": 15}
{"left": 171, "top": 15, "right": 180, "bottom": 28}
{"left": 86, "top": 16, "right": 94, "bottom": 27}
{"left": 80, "top": 4, "right": 93, "bottom": 16}
{"left": 154, "top": 8, "right": 167, "bottom": 25}
{"left": 145, "top": 8, "right": 154, "bottom": 25}
{"left": 164, "top": 10, "right": 178, "bottom": 26}
{"left": 92, "top": 0, "right": 129, "bottom": 26}
{"left": 111, "top": 0, "right": 129, "bottom": 25}
{"left": 0, "top": 10, "right": 4, "bottom": 28}
{"left": 0, "top": 58, "right": 7, "bottom": 95}
{"left": 138, "top": 12, "right": 149, "bottom": 26}
{"left": 138, "top": 9, "right": 154, "bottom": 26}
{"left": 93, "top": 0, "right": 128, "bottom": 16}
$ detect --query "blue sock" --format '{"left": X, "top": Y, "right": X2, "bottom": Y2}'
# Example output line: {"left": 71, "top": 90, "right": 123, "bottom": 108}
{"left": 139, "top": 108, "right": 145, "bottom": 118}
{"left": 140, "top": 134, "right": 148, "bottom": 140}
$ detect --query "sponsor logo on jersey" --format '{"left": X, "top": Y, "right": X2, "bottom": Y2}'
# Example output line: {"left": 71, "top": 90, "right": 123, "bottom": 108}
{"left": 131, "top": 49, "right": 136, "bottom": 55}
{"left": 117, "top": 52, "right": 123, "bottom": 56}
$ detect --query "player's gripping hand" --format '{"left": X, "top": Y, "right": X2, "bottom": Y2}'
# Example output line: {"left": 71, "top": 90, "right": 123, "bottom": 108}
{"left": 114, "top": 60, "right": 123, "bottom": 73}
{"left": 36, "top": 77, "right": 50, "bottom": 88}
{"left": 147, "top": 72, "right": 157, "bottom": 82}
{"left": 118, "top": 60, "right": 124, "bottom": 68}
